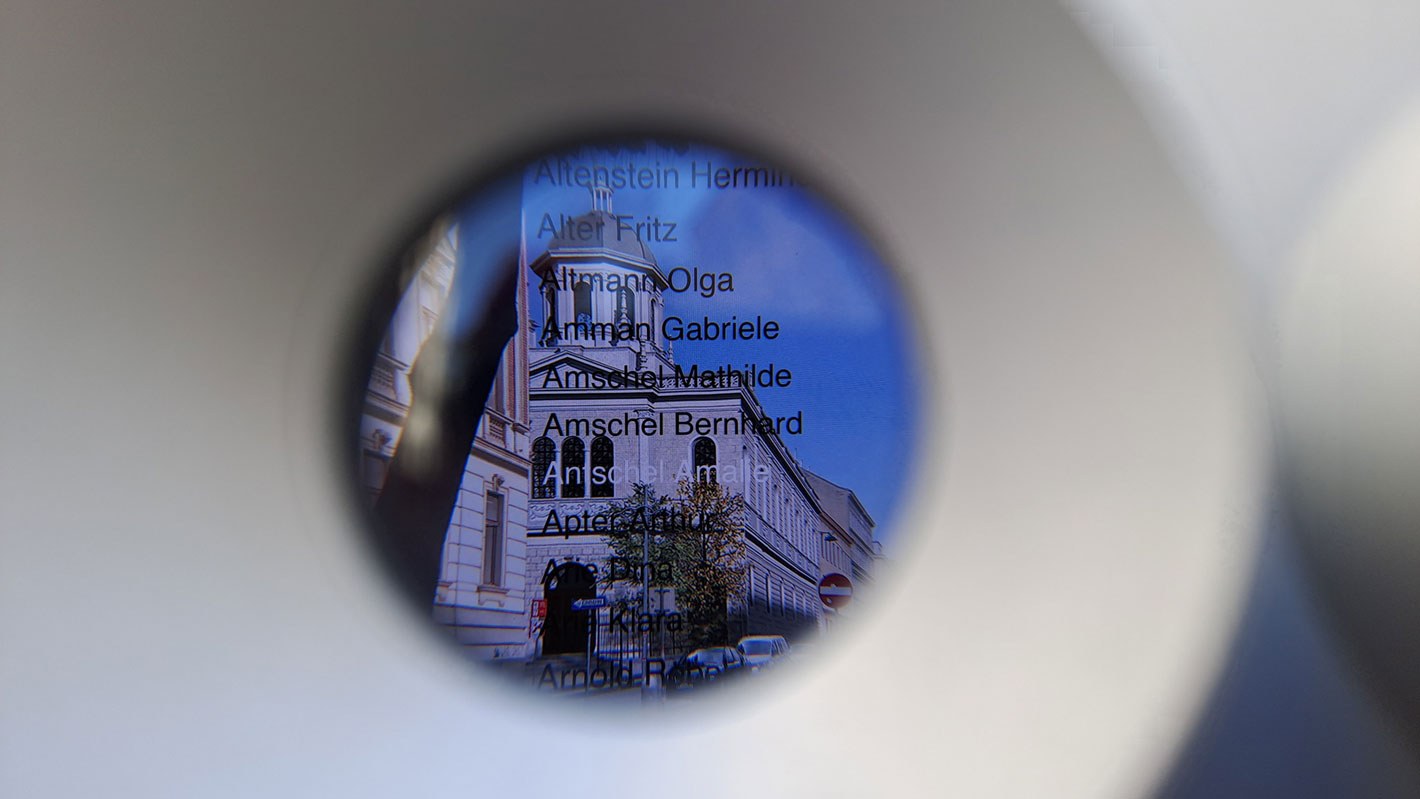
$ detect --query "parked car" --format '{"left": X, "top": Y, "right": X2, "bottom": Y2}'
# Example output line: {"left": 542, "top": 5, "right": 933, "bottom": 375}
{"left": 736, "top": 635, "right": 791, "bottom": 671}
{"left": 665, "top": 646, "right": 747, "bottom": 688}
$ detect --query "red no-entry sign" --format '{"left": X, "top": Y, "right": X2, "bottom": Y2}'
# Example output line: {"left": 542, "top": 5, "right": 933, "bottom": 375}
{"left": 818, "top": 573, "right": 853, "bottom": 609}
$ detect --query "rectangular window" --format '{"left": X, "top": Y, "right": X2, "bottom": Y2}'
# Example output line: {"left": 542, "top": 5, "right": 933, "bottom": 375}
{"left": 482, "top": 491, "right": 505, "bottom": 586}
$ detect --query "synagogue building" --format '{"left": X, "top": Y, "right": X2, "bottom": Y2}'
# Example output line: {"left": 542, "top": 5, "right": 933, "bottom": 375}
{"left": 521, "top": 187, "right": 872, "bottom": 654}
{"left": 359, "top": 189, "right": 878, "bottom": 664}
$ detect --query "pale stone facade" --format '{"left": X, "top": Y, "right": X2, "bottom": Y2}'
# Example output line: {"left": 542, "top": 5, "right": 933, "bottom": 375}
{"left": 361, "top": 225, "right": 534, "bottom": 661}
{"left": 805, "top": 469, "right": 876, "bottom": 626}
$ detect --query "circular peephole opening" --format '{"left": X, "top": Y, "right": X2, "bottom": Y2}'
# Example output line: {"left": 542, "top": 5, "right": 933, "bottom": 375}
{"left": 352, "top": 135, "right": 922, "bottom": 704}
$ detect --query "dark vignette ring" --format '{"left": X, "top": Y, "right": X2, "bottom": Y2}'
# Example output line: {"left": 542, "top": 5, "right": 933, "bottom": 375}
{"left": 334, "top": 123, "right": 936, "bottom": 696}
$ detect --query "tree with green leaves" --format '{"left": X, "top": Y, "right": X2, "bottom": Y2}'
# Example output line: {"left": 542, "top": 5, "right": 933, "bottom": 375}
{"left": 601, "top": 479, "right": 748, "bottom": 648}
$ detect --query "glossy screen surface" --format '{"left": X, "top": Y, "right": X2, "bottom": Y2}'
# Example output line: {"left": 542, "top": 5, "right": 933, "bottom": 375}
{"left": 356, "top": 138, "right": 922, "bottom": 703}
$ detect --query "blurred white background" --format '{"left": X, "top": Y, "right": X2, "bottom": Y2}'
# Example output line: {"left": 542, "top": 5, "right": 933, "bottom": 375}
{"left": 1075, "top": 2, "right": 1420, "bottom": 795}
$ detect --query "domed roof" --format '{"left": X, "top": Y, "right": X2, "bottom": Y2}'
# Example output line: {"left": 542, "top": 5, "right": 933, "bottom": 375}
{"left": 548, "top": 209, "right": 658, "bottom": 266}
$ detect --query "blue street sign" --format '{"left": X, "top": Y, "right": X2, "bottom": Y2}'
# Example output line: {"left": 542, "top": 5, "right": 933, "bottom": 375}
{"left": 571, "top": 597, "right": 608, "bottom": 611}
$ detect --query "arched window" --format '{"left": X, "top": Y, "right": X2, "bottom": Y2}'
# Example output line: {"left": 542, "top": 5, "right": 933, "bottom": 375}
{"left": 615, "top": 286, "right": 635, "bottom": 327}
{"left": 692, "top": 436, "right": 716, "bottom": 484}
{"left": 573, "top": 280, "right": 592, "bottom": 332}
{"left": 561, "top": 436, "right": 585, "bottom": 498}
{"left": 532, "top": 437, "right": 556, "bottom": 499}
{"left": 756, "top": 461, "right": 765, "bottom": 510}
{"left": 542, "top": 284, "right": 559, "bottom": 344}
{"left": 590, "top": 435, "right": 614, "bottom": 498}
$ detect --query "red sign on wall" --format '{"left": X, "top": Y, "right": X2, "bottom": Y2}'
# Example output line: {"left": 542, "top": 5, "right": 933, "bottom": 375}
{"left": 818, "top": 573, "right": 853, "bottom": 609}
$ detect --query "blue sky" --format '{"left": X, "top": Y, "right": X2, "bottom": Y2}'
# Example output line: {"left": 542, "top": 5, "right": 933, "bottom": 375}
{"left": 514, "top": 141, "right": 921, "bottom": 549}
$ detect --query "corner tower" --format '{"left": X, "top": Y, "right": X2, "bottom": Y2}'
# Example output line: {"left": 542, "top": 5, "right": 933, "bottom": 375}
{"left": 530, "top": 188, "right": 673, "bottom": 373}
